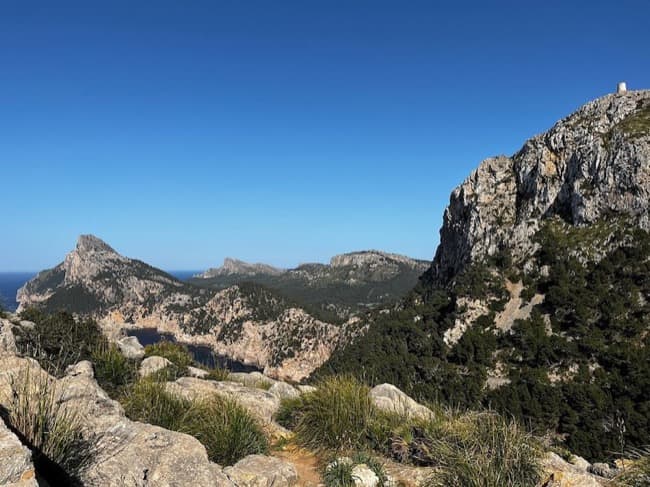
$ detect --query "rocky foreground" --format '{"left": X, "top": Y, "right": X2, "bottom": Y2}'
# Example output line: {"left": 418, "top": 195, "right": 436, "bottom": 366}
{"left": 0, "top": 316, "right": 620, "bottom": 486}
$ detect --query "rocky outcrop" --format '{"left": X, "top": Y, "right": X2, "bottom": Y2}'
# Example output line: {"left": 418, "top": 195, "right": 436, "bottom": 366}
{"left": 431, "top": 90, "right": 650, "bottom": 284}
{"left": 0, "top": 418, "right": 37, "bottom": 487}
{"left": 369, "top": 383, "right": 434, "bottom": 420}
{"left": 541, "top": 453, "right": 608, "bottom": 486}
{"left": 139, "top": 355, "right": 173, "bottom": 377}
{"left": 198, "top": 258, "right": 285, "bottom": 279}
{"left": 223, "top": 455, "right": 298, "bottom": 487}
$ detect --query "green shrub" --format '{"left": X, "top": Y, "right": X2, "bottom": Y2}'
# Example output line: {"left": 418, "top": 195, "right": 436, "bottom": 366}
{"left": 424, "top": 412, "right": 543, "bottom": 487}
{"left": 323, "top": 457, "right": 355, "bottom": 486}
{"left": 181, "top": 396, "right": 269, "bottom": 465}
{"left": 15, "top": 309, "right": 104, "bottom": 376}
{"left": 293, "top": 376, "right": 376, "bottom": 452}
{"left": 92, "top": 342, "right": 138, "bottom": 396}
{"left": 323, "top": 453, "right": 389, "bottom": 487}
{"left": 121, "top": 379, "right": 268, "bottom": 465}
{"left": 144, "top": 341, "right": 193, "bottom": 371}
{"left": 121, "top": 379, "right": 189, "bottom": 431}
{"left": 1, "top": 366, "right": 97, "bottom": 484}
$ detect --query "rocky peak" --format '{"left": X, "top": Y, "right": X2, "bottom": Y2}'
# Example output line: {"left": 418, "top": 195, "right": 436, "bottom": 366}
{"left": 431, "top": 89, "right": 650, "bottom": 284}
{"left": 330, "top": 250, "right": 428, "bottom": 270}
{"left": 197, "top": 258, "right": 285, "bottom": 278}
{"left": 75, "top": 234, "right": 117, "bottom": 255}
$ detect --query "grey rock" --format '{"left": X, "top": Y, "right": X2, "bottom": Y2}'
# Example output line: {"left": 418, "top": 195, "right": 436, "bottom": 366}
{"left": 117, "top": 336, "right": 145, "bottom": 360}
{"left": 17, "top": 320, "right": 35, "bottom": 330}
{"left": 0, "top": 355, "right": 232, "bottom": 487}
{"left": 588, "top": 462, "right": 618, "bottom": 479}
{"left": 542, "top": 452, "right": 607, "bottom": 486}
{"left": 0, "top": 417, "right": 37, "bottom": 486}
{"left": 223, "top": 454, "right": 298, "bottom": 486}
{"left": 296, "top": 384, "right": 317, "bottom": 394}
{"left": 351, "top": 464, "right": 379, "bottom": 487}
{"left": 570, "top": 455, "right": 591, "bottom": 471}
{"left": 139, "top": 356, "right": 172, "bottom": 377}
{"left": 0, "top": 319, "right": 18, "bottom": 356}
{"left": 369, "top": 383, "right": 435, "bottom": 420}
{"left": 187, "top": 366, "right": 209, "bottom": 378}
{"left": 268, "top": 381, "right": 300, "bottom": 400}
{"left": 166, "top": 377, "right": 281, "bottom": 423}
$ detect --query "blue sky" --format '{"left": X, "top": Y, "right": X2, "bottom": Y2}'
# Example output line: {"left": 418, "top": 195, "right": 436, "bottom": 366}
{"left": 1, "top": 0, "right": 649, "bottom": 271}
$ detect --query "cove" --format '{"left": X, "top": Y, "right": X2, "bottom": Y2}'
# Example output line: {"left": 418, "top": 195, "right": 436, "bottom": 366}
{"left": 126, "top": 328, "right": 261, "bottom": 373}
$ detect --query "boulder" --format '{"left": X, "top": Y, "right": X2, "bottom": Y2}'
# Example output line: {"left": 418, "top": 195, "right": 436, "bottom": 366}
{"left": 167, "top": 377, "right": 280, "bottom": 423}
{"left": 570, "top": 455, "right": 591, "bottom": 471}
{"left": 139, "top": 356, "right": 172, "bottom": 377}
{"left": 541, "top": 453, "right": 607, "bottom": 487}
{"left": 588, "top": 462, "right": 618, "bottom": 479}
{"left": 187, "top": 366, "right": 209, "bottom": 378}
{"left": 0, "top": 418, "right": 37, "bottom": 487}
{"left": 223, "top": 454, "right": 297, "bottom": 486}
{"left": 0, "top": 355, "right": 235, "bottom": 486}
{"left": 116, "top": 336, "right": 145, "bottom": 360}
{"left": 351, "top": 464, "right": 379, "bottom": 487}
{"left": 0, "top": 319, "right": 18, "bottom": 356}
{"left": 369, "top": 384, "right": 434, "bottom": 420}
{"left": 268, "top": 381, "right": 300, "bottom": 401}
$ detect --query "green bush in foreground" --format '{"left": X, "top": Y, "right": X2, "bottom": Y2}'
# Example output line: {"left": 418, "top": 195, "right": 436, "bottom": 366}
{"left": 92, "top": 342, "right": 138, "bottom": 396}
{"left": 292, "top": 376, "right": 376, "bottom": 452}
{"left": 2, "top": 367, "right": 96, "bottom": 484}
{"left": 424, "top": 412, "right": 543, "bottom": 487}
{"left": 181, "top": 396, "right": 269, "bottom": 465}
{"left": 121, "top": 379, "right": 268, "bottom": 465}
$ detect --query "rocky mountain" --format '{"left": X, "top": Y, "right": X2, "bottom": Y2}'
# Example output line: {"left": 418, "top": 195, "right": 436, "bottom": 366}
{"left": 191, "top": 250, "right": 429, "bottom": 320}
{"left": 319, "top": 89, "right": 650, "bottom": 461}
{"left": 197, "top": 258, "right": 285, "bottom": 278}
{"left": 16, "top": 235, "right": 347, "bottom": 381}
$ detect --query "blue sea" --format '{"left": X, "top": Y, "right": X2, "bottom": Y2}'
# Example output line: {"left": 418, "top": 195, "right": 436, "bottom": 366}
{"left": 0, "top": 272, "right": 36, "bottom": 312}
{"left": 0, "top": 271, "right": 200, "bottom": 312}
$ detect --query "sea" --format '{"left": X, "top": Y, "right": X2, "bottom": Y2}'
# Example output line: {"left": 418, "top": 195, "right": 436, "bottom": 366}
{"left": 0, "top": 270, "right": 200, "bottom": 313}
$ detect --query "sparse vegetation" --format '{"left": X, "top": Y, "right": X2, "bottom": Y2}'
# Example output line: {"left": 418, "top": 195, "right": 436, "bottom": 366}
{"left": 14, "top": 308, "right": 104, "bottom": 377}
{"left": 1, "top": 366, "right": 97, "bottom": 485}
{"left": 292, "top": 376, "right": 376, "bottom": 452}
{"left": 92, "top": 342, "right": 138, "bottom": 396}
{"left": 121, "top": 378, "right": 268, "bottom": 465}
{"left": 615, "top": 446, "right": 650, "bottom": 486}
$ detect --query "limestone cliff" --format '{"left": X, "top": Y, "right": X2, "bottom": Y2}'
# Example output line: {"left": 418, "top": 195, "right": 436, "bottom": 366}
{"left": 431, "top": 90, "right": 650, "bottom": 284}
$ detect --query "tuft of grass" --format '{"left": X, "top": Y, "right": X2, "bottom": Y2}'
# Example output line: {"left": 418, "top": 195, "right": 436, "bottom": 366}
{"left": 323, "top": 457, "right": 355, "bottom": 486}
{"left": 181, "top": 396, "right": 269, "bottom": 465}
{"left": 293, "top": 375, "right": 376, "bottom": 452}
{"left": 144, "top": 341, "right": 193, "bottom": 372}
{"left": 1, "top": 366, "right": 97, "bottom": 484}
{"left": 91, "top": 342, "right": 138, "bottom": 396}
{"left": 323, "top": 453, "right": 389, "bottom": 487}
{"left": 121, "top": 379, "right": 189, "bottom": 431}
{"left": 423, "top": 412, "right": 543, "bottom": 487}
{"left": 614, "top": 446, "right": 650, "bottom": 486}
{"left": 121, "top": 379, "right": 268, "bottom": 465}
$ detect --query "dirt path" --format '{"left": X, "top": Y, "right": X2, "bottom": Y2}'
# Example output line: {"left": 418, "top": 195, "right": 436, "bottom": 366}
{"left": 273, "top": 445, "right": 322, "bottom": 486}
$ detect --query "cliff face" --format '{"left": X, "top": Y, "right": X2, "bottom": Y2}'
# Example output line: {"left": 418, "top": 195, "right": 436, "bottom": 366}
{"left": 431, "top": 90, "right": 650, "bottom": 284}
{"left": 16, "top": 236, "right": 345, "bottom": 381}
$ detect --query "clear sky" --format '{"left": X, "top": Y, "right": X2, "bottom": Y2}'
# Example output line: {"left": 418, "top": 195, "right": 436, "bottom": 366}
{"left": 1, "top": 0, "right": 649, "bottom": 271}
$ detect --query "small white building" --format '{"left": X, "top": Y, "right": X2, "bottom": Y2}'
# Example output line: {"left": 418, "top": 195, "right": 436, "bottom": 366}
{"left": 617, "top": 81, "right": 627, "bottom": 93}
